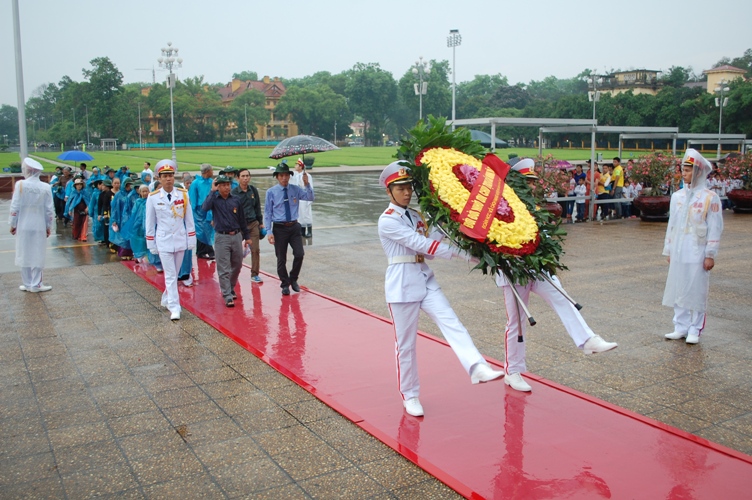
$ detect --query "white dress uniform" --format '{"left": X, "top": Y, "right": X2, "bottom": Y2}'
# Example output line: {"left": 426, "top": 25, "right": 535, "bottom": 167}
{"left": 662, "top": 149, "right": 723, "bottom": 340}
{"left": 9, "top": 158, "right": 55, "bottom": 291}
{"left": 495, "top": 273, "right": 594, "bottom": 376}
{"left": 379, "top": 202, "right": 488, "bottom": 400}
{"left": 146, "top": 186, "right": 196, "bottom": 317}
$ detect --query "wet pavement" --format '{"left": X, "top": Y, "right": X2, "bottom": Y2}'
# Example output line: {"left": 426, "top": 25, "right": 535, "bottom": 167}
{"left": 1, "top": 173, "right": 751, "bottom": 498}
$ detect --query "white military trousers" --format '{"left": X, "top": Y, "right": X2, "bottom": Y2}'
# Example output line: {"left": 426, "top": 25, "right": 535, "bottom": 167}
{"left": 388, "top": 287, "right": 485, "bottom": 400}
{"left": 159, "top": 250, "right": 185, "bottom": 315}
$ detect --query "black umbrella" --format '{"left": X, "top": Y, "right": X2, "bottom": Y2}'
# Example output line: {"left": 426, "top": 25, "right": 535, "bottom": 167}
{"left": 269, "top": 135, "right": 339, "bottom": 160}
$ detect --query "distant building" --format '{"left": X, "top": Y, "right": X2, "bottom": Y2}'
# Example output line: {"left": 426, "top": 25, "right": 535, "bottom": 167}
{"left": 703, "top": 65, "right": 746, "bottom": 93}
{"left": 218, "top": 76, "right": 298, "bottom": 140}
{"left": 138, "top": 76, "right": 298, "bottom": 143}
{"left": 600, "top": 70, "right": 662, "bottom": 96}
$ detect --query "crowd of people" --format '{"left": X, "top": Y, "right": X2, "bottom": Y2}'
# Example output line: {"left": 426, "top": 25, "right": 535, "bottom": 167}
{"left": 42, "top": 158, "right": 316, "bottom": 315}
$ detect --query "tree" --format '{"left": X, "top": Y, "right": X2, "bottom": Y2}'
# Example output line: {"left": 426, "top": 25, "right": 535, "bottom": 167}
{"left": 229, "top": 88, "right": 269, "bottom": 141}
{"left": 456, "top": 74, "right": 508, "bottom": 117}
{"left": 345, "top": 63, "right": 398, "bottom": 145}
{"left": 660, "top": 66, "right": 691, "bottom": 88}
{"left": 82, "top": 57, "right": 124, "bottom": 139}
{"left": 232, "top": 70, "right": 258, "bottom": 81}
{"left": 276, "top": 85, "right": 350, "bottom": 140}
{"left": 0, "top": 105, "right": 20, "bottom": 144}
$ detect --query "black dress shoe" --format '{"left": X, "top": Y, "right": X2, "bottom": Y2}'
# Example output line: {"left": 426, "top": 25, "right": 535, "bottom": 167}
{"left": 281, "top": 286, "right": 290, "bottom": 296}
{"left": 290, "top": 281, "right": 300, "bottom": 293}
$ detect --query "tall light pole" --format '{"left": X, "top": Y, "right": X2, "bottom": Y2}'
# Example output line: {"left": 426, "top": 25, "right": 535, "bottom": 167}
{"left": 138, "top": 101, "right": 143, "bottom": 149}
{"left": 72, "top": 107, "right": 76, "bottom": 145}
{"left": 587, "top": 72, "right": 601, "bottom": 222}
{"left": 244, "top": 103, "right": 248, "bottom": 148}
{"left": 12, "top": 0, "right": 28, "bottom": 159}
{"left": 714, "top": 80, "right": 730, "bottom": 159}
{"left": 447, "top": 29, "right": 461, "bottom": 130}
{"left": 158, "top": 42, "right": 182, "bottom": 163}
{"left": 84, "top": 104, "right": 90, "bottom": 147}
{"left": 411, "top": 56, "right": 431, "bottom": 121}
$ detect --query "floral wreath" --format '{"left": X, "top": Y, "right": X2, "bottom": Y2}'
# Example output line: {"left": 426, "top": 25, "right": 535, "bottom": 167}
{"left": 396, "top": 116, "right": 566, "bottom": 285}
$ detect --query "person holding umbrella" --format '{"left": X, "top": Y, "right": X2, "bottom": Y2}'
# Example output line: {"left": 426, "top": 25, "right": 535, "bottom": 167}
{"left": 265, "top": 162, "right": 314, "bottom": 295}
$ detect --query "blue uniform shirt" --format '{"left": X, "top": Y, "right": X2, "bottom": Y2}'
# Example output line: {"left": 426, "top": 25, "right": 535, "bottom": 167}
{"left": 264, "top": 182, "right": 314, "bottom": 227}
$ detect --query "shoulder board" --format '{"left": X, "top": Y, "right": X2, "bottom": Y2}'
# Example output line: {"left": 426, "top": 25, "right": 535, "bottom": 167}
{"left": 177, "top": 187, "right": 187, "bottom": 193}
{"left": 149, "top": 190, "right": 160, "bottom": 196}
{"left": 384, "top": 208, "right": 394, "bottom": 215}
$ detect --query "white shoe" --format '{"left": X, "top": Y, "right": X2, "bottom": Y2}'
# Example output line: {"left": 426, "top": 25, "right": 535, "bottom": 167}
{"left": 504, "top": 372, "right": 532, "bottom": 392}
{"left": 403, "top": 397, "right": 424, "bottom": 417}
{"left": 665, "top": 331, "right": 687, "bottom": 340}
{"left": 19, "top": 285, "right": 27, "bottom": 292}
{"left": 686, "top": 334, "right": 700, "bottom": 344}
{"left": 28, "top": 285, "right": 52, "bottom": 293}
{"left": 170, "top": 311, "right": 180, "bottom": 321}
{"left": 583, "top": 335, "right": 618, "bottom": 354}
{"left": 470, "top": 363, "right": 505, "bottom": 384}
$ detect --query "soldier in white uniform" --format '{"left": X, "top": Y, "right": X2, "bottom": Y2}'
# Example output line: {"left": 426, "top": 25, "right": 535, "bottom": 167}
{"left": 9, "top": 158, "right": 55, "bottom": 292}
{"left": 663, "top": 149, "right": 723, "bottom": 344}
{"left": 496, "top": 159, "right": 618, "bottom": 392}
{"left": 145, "top": 160, "right": 196, "bottom": 321}
{"left": 377, "top": 162, "right": 504, "bottom": 417}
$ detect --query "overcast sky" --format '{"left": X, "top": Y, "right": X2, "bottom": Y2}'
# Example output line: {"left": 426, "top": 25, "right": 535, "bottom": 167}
{"left": 2, "top": 0, "right": 750, "bottom": 108}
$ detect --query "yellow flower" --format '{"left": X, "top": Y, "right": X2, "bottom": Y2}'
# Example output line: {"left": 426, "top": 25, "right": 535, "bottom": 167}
{"left": 420, "top": 148, "right": 538, "bottom": 249}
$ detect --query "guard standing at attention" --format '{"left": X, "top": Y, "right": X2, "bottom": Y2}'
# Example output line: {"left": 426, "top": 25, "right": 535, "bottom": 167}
{"left": 377, "top": 161, "right": 504, "bottom": 418}
{"left": 265, "top": 162, "right": 314, "bottom": 295}
{"left": 145, "top": 160, "right": 196, "bottom": 321}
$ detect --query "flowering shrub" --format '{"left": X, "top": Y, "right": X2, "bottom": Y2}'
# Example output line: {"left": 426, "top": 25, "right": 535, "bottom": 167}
{"left": 532, "top": 155, "right": 573, "bottom": 198}
{"left": 717, "top": 153, "right": 752, "bottom": 190}
{"left": 626, "top": 152, "right": 677, "bottom": 196}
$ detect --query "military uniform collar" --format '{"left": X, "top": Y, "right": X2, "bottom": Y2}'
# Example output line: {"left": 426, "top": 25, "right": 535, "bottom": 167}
{"left": 387, "top": 202, "right": 410, "bottom": 216}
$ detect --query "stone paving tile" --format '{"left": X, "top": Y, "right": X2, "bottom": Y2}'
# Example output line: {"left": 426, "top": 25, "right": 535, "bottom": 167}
{"left": 130, "top": 449, "right": 205, "bottom": 486}
{"left": 360, "top": 455, "right": 434, "bottom": 491}
{"left": 141, "top": 472, "right": 224, "bottom": 499}
{"left": 210, "top": 457, "right": 293, "bottom": 496}
{"left": 298, "top": 466, "right": 388, "bottom": 499}
{"left": 274, "top": 443, "right": 352, "bottom": 482}
{"left": 60, "top": 462, "right": 140, "bottom": 498}
{"left": 191, "top": 436, "right": 265, "bottom": 469}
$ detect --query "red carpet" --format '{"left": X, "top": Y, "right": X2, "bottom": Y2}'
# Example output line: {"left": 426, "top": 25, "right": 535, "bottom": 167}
{"left": 125, "top": 259, "right": 752, "bottom": 499}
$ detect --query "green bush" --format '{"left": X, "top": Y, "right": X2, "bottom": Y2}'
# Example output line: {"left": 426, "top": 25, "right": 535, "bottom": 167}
{"left": 9, "top": 161, "right": 21, "bottom": 173}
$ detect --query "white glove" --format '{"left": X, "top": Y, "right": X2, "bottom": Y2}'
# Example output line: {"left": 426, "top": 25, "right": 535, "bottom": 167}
{"left": 150, "top": 248, "right": 159, "bottom": 255}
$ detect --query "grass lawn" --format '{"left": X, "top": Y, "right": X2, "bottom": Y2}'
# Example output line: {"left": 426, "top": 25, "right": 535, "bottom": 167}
{"left": 18, "top": 146, "right": 664, "bottom": 173}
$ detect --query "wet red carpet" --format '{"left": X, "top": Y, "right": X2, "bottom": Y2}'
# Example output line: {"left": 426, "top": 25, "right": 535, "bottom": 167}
{"left": 126, "top": 259, "right": 752, "bottom": 499}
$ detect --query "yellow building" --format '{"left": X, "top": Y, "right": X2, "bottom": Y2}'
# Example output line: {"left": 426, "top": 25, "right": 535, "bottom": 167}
{"left": 218, "top": 76, "right": 298, "bottom": 140}
{"left": 600, "top": 70, "right": 662, "bottom": 96}
{"left": 703, "top": 65, "right": 746, "bottom": 93}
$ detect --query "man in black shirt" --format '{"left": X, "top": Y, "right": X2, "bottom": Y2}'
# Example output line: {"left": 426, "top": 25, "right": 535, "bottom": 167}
{"left": 232, "top": 168, "right": 265, "bottom": 283}
{"left": 201, "top": 175, "right": 252, "bottom": 307}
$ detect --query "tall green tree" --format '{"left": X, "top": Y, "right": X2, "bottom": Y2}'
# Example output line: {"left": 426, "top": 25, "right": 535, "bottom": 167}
{"left": 82, "top": 57, "right": 124, "bottom": 139}
{"left": 229, "top": 88, "right": 269, "bottom": 141}
{"left": 397, "top": 59, "right": 452, "bottom": 127}
{"left": 0, "top": 105, "right": 19, "bottom": 145}
{"left": 276, "top": 85, "right": 350, "bottom": 140}
{"left": 345, "top": 63, "right": 397, "bottom": 145}
{"left": 232, "top": 70, "right": 258, "bottom": 81}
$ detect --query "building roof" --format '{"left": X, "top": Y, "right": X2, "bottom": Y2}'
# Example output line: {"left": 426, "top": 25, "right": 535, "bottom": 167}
{"left": 703, "top": 65, "right": 746, "bottom": 74}
{"left": 217, "top": 77, "right": 287, "bottom": 103}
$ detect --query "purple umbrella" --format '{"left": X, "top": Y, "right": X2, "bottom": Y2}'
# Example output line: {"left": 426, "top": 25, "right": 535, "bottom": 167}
{"left": 269, "top": 135, "right": 339, "bottom": 160}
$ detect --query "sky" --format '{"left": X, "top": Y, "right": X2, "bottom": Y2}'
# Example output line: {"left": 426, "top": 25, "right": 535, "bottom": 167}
{"left": 2, "top": 0, "right": 751, "bottom": 108}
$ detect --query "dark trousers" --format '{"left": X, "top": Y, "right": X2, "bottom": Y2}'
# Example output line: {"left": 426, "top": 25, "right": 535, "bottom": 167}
{"left": 273, "top": 222, "right": 304, "bottom": 287}
{"left": 215, "top": 232, "right": 243, "bottom": 299}
{"left": 54, "top": 197, "right": 66, "bottom": 220}
{"left": 197, "top": 240, "right": 215, "bottom": 258}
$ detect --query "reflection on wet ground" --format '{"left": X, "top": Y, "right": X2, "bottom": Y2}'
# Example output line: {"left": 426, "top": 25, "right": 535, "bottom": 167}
{"left": 0, "top": 172, "right": 385, "bottom": 273}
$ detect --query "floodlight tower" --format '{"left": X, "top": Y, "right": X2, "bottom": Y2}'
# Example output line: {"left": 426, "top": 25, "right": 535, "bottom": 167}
{"left": 411, "top": 56, "right": 431, "bottom": 121}
{"left": 714, "top": 80, "right": 730, "bottom": 159}
{"left": 158, "top": 42, "right": 183, "bottom": 163}
{"left": 447, "top": 29, "right": 461, "bottom": 130}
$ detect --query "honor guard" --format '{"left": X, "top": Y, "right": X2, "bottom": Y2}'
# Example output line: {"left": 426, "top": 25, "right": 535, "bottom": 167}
{"left": 378, "top": 161, "right": 504, "bottom": 417}
{"left": 145, "top": 159, "right": 197, "bottom": 320}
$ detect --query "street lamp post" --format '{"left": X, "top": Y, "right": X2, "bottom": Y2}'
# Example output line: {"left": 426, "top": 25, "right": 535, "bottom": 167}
{"left": 85, "top": 104, "right": 90, "bottom": 147}
{"left": 715, "top": 80, "right": 730, "bottom": 159}
{"left": 158, "top": 42, "right": 183, "bottom": 163}
{"left": 411, "top": 56, "right": 431, "bottom": 121}
{"left": 587, "top": 72, "right": 601, "bottom": 222}
{"left": 447, "top": 29, "right": 461, "bottom": 130}
{"left": 72, "top": 107, "right": 76, "bottom": 145}
{"left": 138, "top": 102, "right": 143, "bottom": 150}
{"left": 244, "top": 103, "right": 248, "bottom": 148}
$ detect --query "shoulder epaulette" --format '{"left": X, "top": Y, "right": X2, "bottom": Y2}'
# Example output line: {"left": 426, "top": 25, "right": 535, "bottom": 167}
{"left": 149, "top": 190, "right": 160, "bottom": 196}
{"left": 177, "top": 187, "right": 187, "bottom": 193}
{"left": 384, "top": 208, "right": 394, "bottom": 215}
